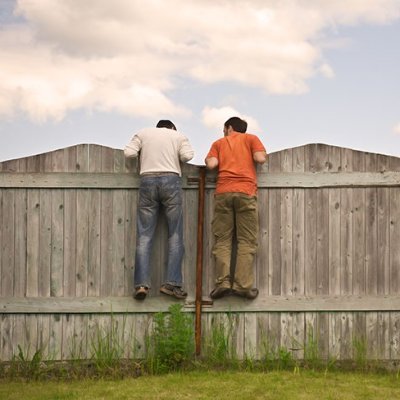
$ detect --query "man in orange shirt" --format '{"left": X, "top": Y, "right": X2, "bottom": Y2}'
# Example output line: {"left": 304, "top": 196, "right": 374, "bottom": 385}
{"left": 205, "top": 117, "right": 267, "bottom": 299}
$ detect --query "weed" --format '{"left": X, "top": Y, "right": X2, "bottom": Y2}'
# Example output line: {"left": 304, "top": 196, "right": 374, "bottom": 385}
{"left": 304, "top": 325, "right": 321, "bottom": 370}
{"left": 352, "top": 336, "right": 367, "bottom": 371}
{"left": 89, "top": 315, "right": 124, "bottom": 373}
{"left": 145, "top": 304, "right": 194, "bottom": 373}
{"left": 259, "top": 333, "right": 275, "bottom": 371}
{"left": 9, "top": 345, "right": 44, "bottom": 379}
{"left": 258, "top": 331, "right": 295, "bottom": 371}
{"left": 243, "top": 351, "right": 257, "bottom": 371}
{"left": 2, "top": 311, "right": 399, "bottom": 380}
{"left": 276, "top": 347, "right": 294, "bottom": 370}
{"left": 67, "top": 332, "right": 85, "bottom": 362}
{"left": 203, "top": 313, "right": 237, "bottom": 368}
{"left": 324, "top": 355, "right": 338, "bottom": 374}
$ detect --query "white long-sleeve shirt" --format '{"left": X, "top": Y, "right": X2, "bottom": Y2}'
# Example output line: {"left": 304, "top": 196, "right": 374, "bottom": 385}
{"left": 124, "top": 127, "right": 194, "bottom": 176}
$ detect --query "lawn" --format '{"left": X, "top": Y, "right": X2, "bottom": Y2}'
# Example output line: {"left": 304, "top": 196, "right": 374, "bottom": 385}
{"left": 1, "top": 371, "right": 400, "bottom": 400}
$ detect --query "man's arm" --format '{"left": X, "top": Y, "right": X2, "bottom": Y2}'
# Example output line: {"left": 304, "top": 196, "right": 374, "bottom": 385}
{"left": 253, "top": 151, "right": 267, "bottom": 164}
{"left": 179, "top": 137, "right": 194, "bottom": 162}
{"left": 205, "top": 141, "right": 219, "bottom": 169}
{"left": 205, "top": 157, "right": 218, "bottom": 169}
{"left": 124, "top": 135, "right": 141, "bottom": 158}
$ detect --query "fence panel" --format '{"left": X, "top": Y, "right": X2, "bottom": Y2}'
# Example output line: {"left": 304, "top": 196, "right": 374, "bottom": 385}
{"left": 1, "top": 143, "right": 400, "bottom": 362}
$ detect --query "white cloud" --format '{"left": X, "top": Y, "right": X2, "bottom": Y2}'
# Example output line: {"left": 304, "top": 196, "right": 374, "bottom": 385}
{"left": 0, "top": 25, "right": 187, "bottom": 122}
{"left": 319, "top": 63, "right": 335, "bottom": 78}
{"left": 393, "top": 123, "right": 400, "bottom": 135}
{"left": 0, "top": 0, "right": 399, "bottom": 122}
{"left": 202, "top": 106, "right": 261, "bottom": 133}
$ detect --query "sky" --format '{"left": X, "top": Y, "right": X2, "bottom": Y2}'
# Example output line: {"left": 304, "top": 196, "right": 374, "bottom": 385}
{"left": 0, "top": 0, "right": 399, "bottom": 165}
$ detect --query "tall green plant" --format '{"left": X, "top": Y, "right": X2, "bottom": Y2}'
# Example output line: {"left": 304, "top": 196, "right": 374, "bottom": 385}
{"left": 89, "top": 315, "right": 124, "bottom": 372}
{"left": 304, "top": 324, "right": 321, "bottom": 370}
{"left": 9, "top": 345, "right": 44, "bottom": 379}
{"left": 203, "top": 313, "right": 237, "bottom": 367}
{"left": 352, "top": 336, "right": 367, "bottom": 371}
{"left": 258, "top": 329, "right": 296, "bottom": 371}
{"left": 146, "top": 304, "right": 194, "bottom": 373}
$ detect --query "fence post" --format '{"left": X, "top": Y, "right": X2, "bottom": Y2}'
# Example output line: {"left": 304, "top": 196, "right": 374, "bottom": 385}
{"left": 195, "top": 166, "right": 206, "bottom": 356}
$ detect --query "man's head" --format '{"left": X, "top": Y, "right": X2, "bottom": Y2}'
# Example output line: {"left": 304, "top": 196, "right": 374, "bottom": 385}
{"left": 223, "top": 117, "right": 247, "bottom": 136}
{"left": 156, "top": 120, "right": 177, "bottom": 130}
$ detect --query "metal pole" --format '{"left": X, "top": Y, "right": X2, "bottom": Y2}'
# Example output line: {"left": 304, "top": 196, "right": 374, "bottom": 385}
{"left": 195, "top": 166, "right": 206, "bottom": 356}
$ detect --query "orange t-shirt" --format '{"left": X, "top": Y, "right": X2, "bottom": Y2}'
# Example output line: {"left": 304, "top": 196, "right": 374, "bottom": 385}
{"left": 206, "top": 132, "right": 266, "bottom": 196}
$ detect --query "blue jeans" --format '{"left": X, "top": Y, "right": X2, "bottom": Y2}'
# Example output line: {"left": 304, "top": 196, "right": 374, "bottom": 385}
{"left": 134, "top": 175, "right": 184, "bottom": 288}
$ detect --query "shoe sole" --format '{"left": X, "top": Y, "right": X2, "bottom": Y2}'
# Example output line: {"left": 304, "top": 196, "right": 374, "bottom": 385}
{"left": 233, "top": 288, "right": 259, "bottom": 299}
{"left": 210, "top": 287, "right": 231, "bottom": 299}
{"left": 134, "top": 288, "right": 148, "bottom": 300}
{"left": 160, "top": 287, "right": 187, "bottom": 299}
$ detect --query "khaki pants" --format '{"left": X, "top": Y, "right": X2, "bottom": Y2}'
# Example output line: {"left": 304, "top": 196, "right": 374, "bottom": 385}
{"left": 212, "top": 193, "right": 258, "bottom": 291}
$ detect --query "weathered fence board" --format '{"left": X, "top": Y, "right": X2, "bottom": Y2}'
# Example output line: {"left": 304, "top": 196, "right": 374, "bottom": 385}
{"left": 256, "top": 188, "right": 269, "bottom": 294}
{"left": 268, "top": 152, "right": 281, "bottom": 296}
{"left": 292, "top": 146, "right": 305, "bottom": 297}
{"left": 2, "top": 143, "right": 400, "bottom": 362}
{"left": 280, "top": 149, "right": 293, "bottom": 296}
{"left": 328, "top": 146, "right": 341, "bottom": 297}
{"left": 3, "top": 295, "right": 400, "bottom": 313}
{"left": 4, "top": 170, "right": 400, "bottom": 189}
{"left": 377, "top": 155, "right": 390, "bottom": 296}
{"left": 51, "top": 150, "right": 65, "bottom": 299}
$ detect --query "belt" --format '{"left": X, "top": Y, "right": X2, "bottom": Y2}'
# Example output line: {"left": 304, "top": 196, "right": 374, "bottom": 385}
{"left": 140, "top": 172, "right": 179, "bottom": 177}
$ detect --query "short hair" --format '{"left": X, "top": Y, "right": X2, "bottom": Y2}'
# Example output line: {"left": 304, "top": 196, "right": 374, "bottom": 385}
{"left": 156, "top": 120, "right": 177, "bottom": 130}
{"left": 224, "top": 117, "right": 247, "bottom": 133}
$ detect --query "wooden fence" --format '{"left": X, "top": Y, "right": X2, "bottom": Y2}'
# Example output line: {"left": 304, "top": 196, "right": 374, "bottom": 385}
{"left": 1, "top": 143, "right": 400, "bottom": 362}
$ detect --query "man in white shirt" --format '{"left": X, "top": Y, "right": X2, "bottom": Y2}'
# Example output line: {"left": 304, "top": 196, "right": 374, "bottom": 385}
{"left": 124, "top": 120, "right": 194, "bottom": 300}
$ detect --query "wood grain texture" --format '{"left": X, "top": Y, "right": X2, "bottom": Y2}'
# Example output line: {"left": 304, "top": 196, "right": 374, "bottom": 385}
{"left": 3, "top": 295, "right": 400, "bottom": 313}
{"left": 292, "top": 146, "right": 305, "bottom": 297}
{"left": 328, "top": 146, "right": 341, "bottom": 296}
{"left": 280, "top": 149, "right": 293, "bottom": 296}
{"left": 268, "top": 152, "right": 281, "bottom": 295}
{"left": 2, "top": 143, "right": 400, "bottom": 362}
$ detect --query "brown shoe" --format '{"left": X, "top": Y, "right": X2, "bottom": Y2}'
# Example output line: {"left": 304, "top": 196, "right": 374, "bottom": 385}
{"left": 232, "top": 288, "right": 259, "bottom": 300}
{"left": 160, "top": 284, "right": 187, "bottom": 299}
{"left": 134, "top": 286, "right": 149, "bottom": 300}
{"left": 210, "top": 286, "right": 231, "bottom": 299}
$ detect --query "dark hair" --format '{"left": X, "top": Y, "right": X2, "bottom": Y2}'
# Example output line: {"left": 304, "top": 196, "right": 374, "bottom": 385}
{"left": 224, "top": 117, "right": 247, "bottom": 133}
{"left": 156, "top": 120, "right": 177, "bottom": 130}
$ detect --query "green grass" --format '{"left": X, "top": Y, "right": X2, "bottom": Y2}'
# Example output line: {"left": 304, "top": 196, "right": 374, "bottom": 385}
{"left": 1, "top": 371, "right": 400, "bottom": 400}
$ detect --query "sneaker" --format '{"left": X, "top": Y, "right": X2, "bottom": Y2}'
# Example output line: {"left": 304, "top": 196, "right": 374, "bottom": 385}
{"left": 160, "top": 284, "right": 187, "bottom": 299}
{"left": 232, "top": 288, "right": 259, "bottom": 300}
{"left": 210, "top": 286, "right": 231, "bottom": 299}
{"left": 134, "top": 286, "right": 148, "bottom": 300}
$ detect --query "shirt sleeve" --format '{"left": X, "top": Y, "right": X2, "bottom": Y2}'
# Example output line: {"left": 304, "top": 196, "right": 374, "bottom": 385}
{"left": 249, "top": 135, "right": 266, "bottom": 153}
{"left": 206, "top": 141, "right": 219, "bottom": 160}
{"left": 179, "top": 136, "right": 195, "bottom": 162}
{"left": 124, "top": 134, "right": 142, "bottom": 158}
